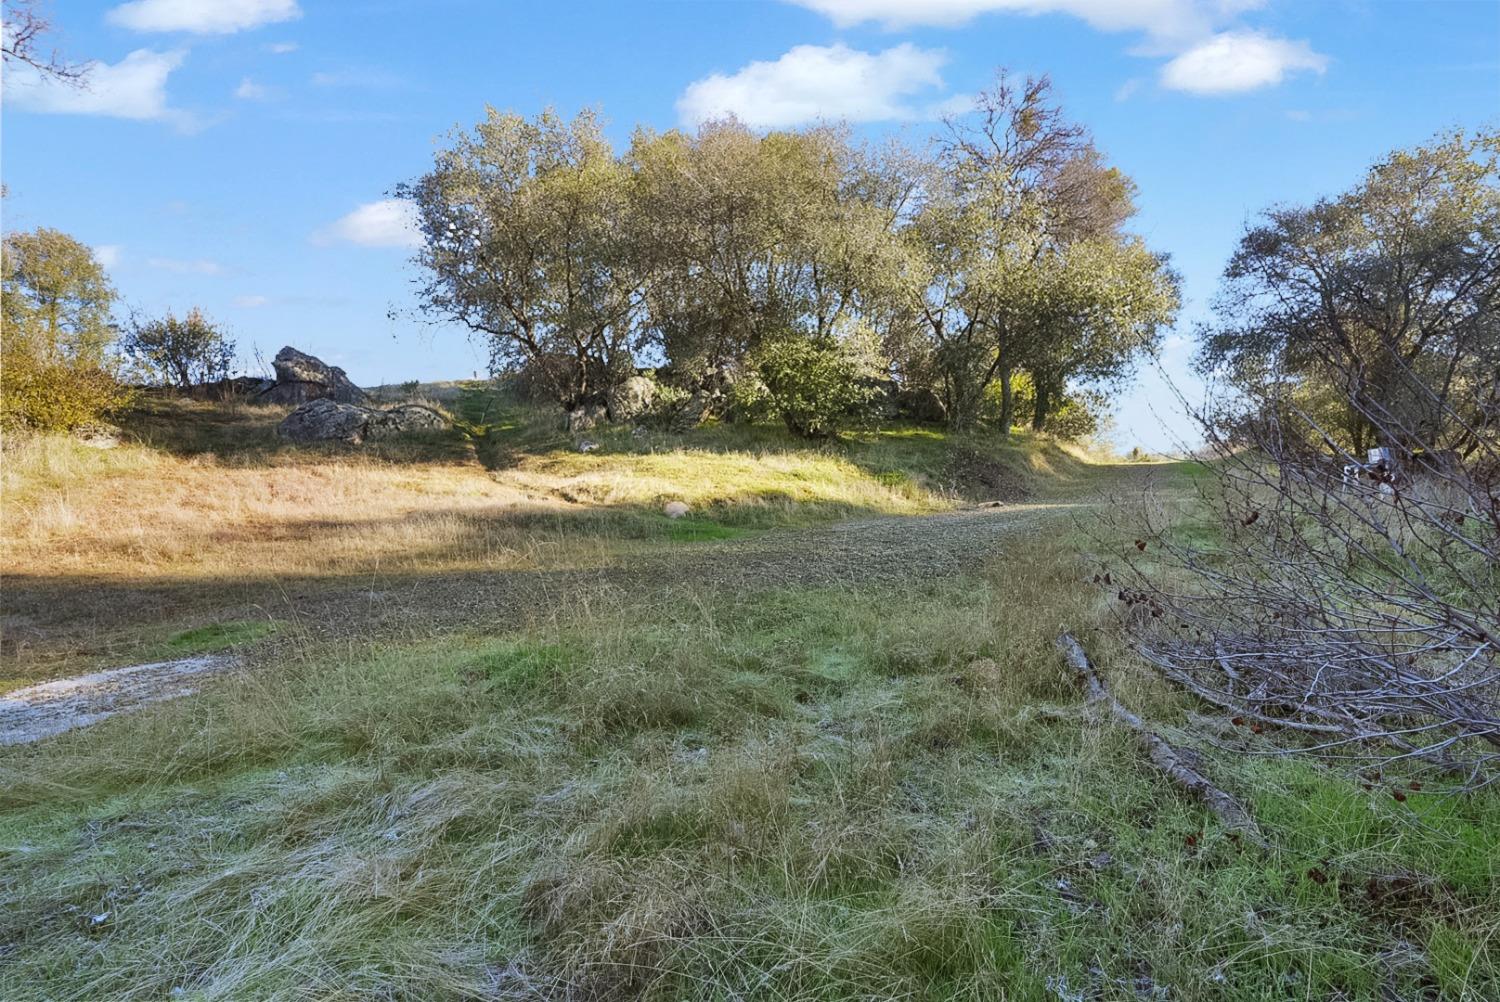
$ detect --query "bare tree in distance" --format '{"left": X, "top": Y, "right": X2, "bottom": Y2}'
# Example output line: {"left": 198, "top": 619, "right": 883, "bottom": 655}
{"left": 3, "top": 0, "right": 86, "bottom": 83}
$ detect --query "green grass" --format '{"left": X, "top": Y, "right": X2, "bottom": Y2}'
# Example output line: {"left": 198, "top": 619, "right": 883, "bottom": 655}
{"left": 6, "top": 390, "right": 1491, "bottom": 999}
{"left": 157, "top": 620, "right": 280, "bottom": 657}
{"left": 3, "top": 532, "right": 1493, "bottom": 1001}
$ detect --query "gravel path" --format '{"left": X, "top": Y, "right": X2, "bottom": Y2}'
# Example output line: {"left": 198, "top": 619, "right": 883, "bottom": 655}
{"left": 2, "top": 494, "right": 1106, "bottom": 745}
{"left": 284, "top": 498, "right": 1090, "bottom": 643}
{"left": 0, "top": 656, "right": 239, "bottom": 746}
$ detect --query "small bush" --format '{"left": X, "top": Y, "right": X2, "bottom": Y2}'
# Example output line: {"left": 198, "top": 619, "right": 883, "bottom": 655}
{"left": 120, "top": 308, "right": 236, "bottom": 388}
{"left": 0, "top": 346, "right": 130, "bottom": 431}
{"left": 2, "top": 226, "right": 130, "bottom": 431}
{"left": 751, "top": 333, "right": 880, "bottom": 439}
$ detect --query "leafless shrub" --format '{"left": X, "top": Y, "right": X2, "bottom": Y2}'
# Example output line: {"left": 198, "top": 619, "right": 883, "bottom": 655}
{"left": 1102, "top": 356, "right": 1499, "bottom": 787}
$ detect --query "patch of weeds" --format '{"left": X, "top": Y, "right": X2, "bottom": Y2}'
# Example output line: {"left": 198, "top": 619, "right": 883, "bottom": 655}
{"left": 159, "top": 620, "right": 278, "bottom": 655}
{"left": 466, "top": 640, "right": 581, "bottom": 695}
{"left": 1246, "top": 758, "right": 1500, "bottom": 894}
{"left": 1427, "top": 922, "right": 1496, "bottom": 998}
{"left": 660, "top": 516, "right": 748, "bottom": 542}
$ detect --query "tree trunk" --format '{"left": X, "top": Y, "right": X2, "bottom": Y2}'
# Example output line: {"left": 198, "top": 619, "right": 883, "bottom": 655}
{"left": 997, "top": 368, "right": 1015, "bottom": 437}
{"left": 1032, "top": 381, "right": 1052, "bottom": 432}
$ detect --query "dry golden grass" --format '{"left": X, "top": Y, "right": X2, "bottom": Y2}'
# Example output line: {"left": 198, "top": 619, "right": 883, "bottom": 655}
{"left": 3, "top": 431, "right": 566, "bottom": 582}
{"left": 2, "top": 398, "right": 1008, "bottom": 686}
{"left": 2, "top": 406, "right": 964, "bottom": 590}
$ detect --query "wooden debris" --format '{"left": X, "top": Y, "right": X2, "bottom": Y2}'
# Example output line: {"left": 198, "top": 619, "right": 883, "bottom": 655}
{"left": 1056, "top": 632, "right": 1267, "bottom": 847}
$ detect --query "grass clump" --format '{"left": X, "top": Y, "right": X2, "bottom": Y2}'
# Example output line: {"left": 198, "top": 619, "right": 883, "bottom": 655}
{"left": 157, "top": 619, "right": 279, "bottom": 656}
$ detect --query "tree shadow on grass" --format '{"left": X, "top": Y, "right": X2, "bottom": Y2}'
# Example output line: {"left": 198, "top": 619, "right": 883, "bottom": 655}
{"left": 120, "top": 393, "right": 481, "bottom": 466}
{"left": 1, "top": 496, "right": 1064, "bottom": 684}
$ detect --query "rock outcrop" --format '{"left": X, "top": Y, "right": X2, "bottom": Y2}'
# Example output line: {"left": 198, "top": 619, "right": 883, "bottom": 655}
{"left": 256, "top": 347, "right": 369, "bottom": 405}
{"left": 672, "top": 365, "right": 739, "bottom": 429}
{"left": 565, "top": 402, "right": 608, "bottom": 433}
{"left": 606, "top": 375, "right": 657, "bottom": 422}
{"left": 277, "top": 399, "right": 449, "bottom": 444}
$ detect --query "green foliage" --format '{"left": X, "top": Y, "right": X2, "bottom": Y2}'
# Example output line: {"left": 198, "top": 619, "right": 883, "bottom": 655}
{"left": 402, "top": 108, "right": 643, "bottom": 410}
{"left": 404, "top": 93, "right": 1172, "bottom": 439}
{"left": 894, "top": 75, "right": 1178, "bottom": 432}
{"left": 751, "top": 332, "right": 881, "bottom": 438}
{"left": 1, "top": 227, "right": 116, "bottom": 362}
{"left": 121, "top": 307, "right": 236, "bottom": 388}
{"left": 983, "top": 369, "right": 1109, "bottom": 438}
{"left": 1, "top": 228, "right": 128, "bottom": 430}
{"left": 0, "top": 349, "right": 129, "bottom": 432}
{"left": 630, "top": 121, "right": 910, "bottom": 391}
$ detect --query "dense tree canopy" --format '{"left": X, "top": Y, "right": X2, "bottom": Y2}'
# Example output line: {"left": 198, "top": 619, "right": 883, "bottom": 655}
{"left": 402, "top": 108, "right": 647, "bottom": 410}
{"left": 893, "top": 73, "right": 1179, "bottom": 431}
{"left": 404, "top": 78, "right": 1179, "bottom": 438}
{"left": 2, "top": 227, "right": 117, "bottom": 364}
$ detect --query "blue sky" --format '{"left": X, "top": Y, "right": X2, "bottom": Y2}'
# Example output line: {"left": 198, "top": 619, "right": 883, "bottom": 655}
{"left": 4, "top": 0, "right": 1497, "bottom": 450}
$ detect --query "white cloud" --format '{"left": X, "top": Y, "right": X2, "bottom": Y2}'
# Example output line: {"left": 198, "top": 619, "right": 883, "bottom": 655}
{"left": 677, "top": 43, "right": 948, "bottom": 129}
{"left": 93, "top": 245, "right": 123, "bottom": 269}
{"left": 1160, "top": 31, "right": 1327, "bottom": 94}
{"left": 926, "top": 91, "right": 977, "bottom": 118}
{"left": 785, "top": 2, "right": 1336, "bottom": 98}
{"left": 266, "top": 41, "right": 299, "bottom": 54}
{"left": 233, "top": 294, "right": 270, "bottom": 308}
{"left": 4, "top": 49, "right": 187, "bottom": 123}
{"left": 313, "top": 199, "right": 421, "bottom": 249}
{"left": 148, "top": 257, "right": 225, "bottom": 275}
{"left": 785, "top": 0, "right": 1249, "bottom": 43}
{"left": 107, "top": 0, "right": 301, "bottom": 35}
{"left": 234, "top": 76, "right": 272, "bottom": 100}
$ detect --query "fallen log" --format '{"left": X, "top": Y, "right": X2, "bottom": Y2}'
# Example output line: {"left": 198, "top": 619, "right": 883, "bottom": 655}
{"left": 1056, "top": 632, "right": 1267, "bottom": 847}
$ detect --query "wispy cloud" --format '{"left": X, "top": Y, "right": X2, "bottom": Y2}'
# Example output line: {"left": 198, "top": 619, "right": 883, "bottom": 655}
{"left": 266, "top": 41, "right": 299, "bottom": 54}
{"left": 93, "top": 245, "right": 124, "bottom": 269}
{"left": 677, "top": 43, "right": 948, "bottom": 129}
{"left": 108, "top": 0, "right": 301, "bottom": 35}
{"left": 310, "top": 67, "right": 405, "bottom": 90}
{"left": 784, "top": 0, "right": 1230, "bottom": 45}
{"left": 925, "top": 91, "right": 976, "bottom": 119}
{"left": 232, "top": 294, "right": 271, "bottom": 308}
{"left": 234, "top": 76, "right": 274, "bottom": 100}
{"left": 787, "top": 1, "right": 1329, "bottom": 99}
{"left": 148, "top": 256, "right": 225, "bottom": 275}
{"left": 312, "top": 199, "right": 421, "bottom": 249}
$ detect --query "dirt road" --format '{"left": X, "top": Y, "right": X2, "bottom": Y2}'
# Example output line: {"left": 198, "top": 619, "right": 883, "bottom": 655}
{"left": 4, "top": 459, "right": 1183, "bottom": 745}
{"left": 289, "top": 498, "right": 1092, "bottom": 642}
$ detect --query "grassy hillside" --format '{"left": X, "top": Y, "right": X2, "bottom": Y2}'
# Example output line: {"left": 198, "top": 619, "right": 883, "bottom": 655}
{"left": 3, "top": 389, "right": 1493, "bottom": 1000}
{"left": 2, "top": 387, "right": 1103, "bottom": 689}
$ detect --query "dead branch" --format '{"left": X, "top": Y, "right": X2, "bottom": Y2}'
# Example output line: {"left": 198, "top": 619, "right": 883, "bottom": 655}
{"left": 1056, "top": 632, "right": 1267, "bottom": 845}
